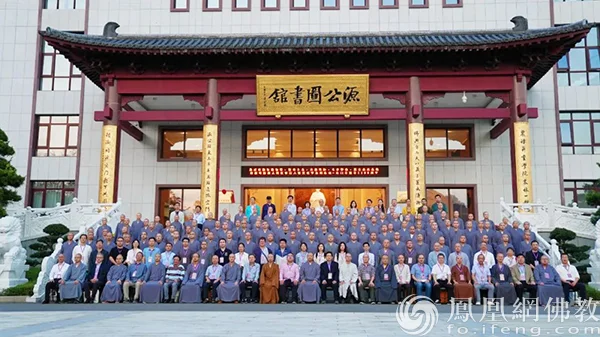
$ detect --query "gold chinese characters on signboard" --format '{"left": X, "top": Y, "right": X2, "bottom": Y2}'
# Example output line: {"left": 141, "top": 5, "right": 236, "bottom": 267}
{"left": 408, "top": 123, "right": 425, "bottom": 212}
{"left": 201, "top": 124, "right": 219, "bottom": 217}
{"left": 256, "top": 75, "right": 369, "bottom": 116}
{"left": 98, "top": 125, "right": 118, "bottom": 203}
{"left": 514, "top": 121, "right": 533, "bottom": 205}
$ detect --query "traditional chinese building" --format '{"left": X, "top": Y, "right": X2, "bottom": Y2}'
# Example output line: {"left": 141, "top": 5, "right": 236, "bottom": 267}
{"left": 3, "top": 0, "right": 600, "bottom": 221}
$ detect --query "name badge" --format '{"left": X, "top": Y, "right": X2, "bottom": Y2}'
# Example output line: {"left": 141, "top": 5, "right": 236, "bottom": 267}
{"left": 499, "top": 274, "right": 505, "bottom": 281}
{"left": 328, "top": 272, "right": 333, "bottom": 280}
{"left": 201, "top": 259, "right": 206, "bottom": 265}
{"left": 408, "top": 257, "right": 413, "bottom": 264}
{"left": 520, "top": 272, "right": 525, "bottom": 281}
{"left": 219, "top": 257, "right": 224, "bottom": 264}
{"left": 132, "top": 271, "right": 137, "bottom": 277}
{"left": 459, "top": 274, "right": 465, "bottom": 281}
{"left": 246, "top": 273, "right": 251, "bottom": 280}
{"left": 191, "top": 272, "right": 197, "bottom": 279}
{"left": 544, "top": 272, "right": 550, "bottom": 279}
{"left": 567, "top": 273, "right": 573, "bottom": 279}
{"left": 182, "top": 257, "right": 187, "bottom": 264}
{"left": 534, "top": 261, "right": 539, "bottom": 266}
{"left": 383, "top": 273, "right": 389, "bottom": 281}
{"left": 364, "top": 273, "right": 370, "bottom": 280}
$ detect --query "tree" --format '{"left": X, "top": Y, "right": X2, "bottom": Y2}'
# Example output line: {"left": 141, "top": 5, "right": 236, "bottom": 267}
{"left": 0, "top": 128, "right": 25, "bottom": 217}
{"left": 549, "top": 227, "right": 590, "bottom": 264}
{"left": 27, "top": 224, "right": 70, "bottom": 266}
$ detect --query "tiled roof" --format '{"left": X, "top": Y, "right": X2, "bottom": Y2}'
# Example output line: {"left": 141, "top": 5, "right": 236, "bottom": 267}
{"left": 40, "top": 20, "right": 592, "bottom": 54}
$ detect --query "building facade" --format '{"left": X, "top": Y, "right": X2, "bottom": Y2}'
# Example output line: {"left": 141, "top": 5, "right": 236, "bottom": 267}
{"left": 0, "top": 0, "right": 597, "bottom": 222}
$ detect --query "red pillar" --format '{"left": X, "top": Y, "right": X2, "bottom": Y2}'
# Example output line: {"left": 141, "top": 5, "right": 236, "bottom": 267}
{"left": 509, "top": 75, "right": 533, "bottom": 204}
{"left": 407, "top": 77, "right": 425, "bottom": 212}
{"left": 98, "top": 79, "right": 121, "bottom": 203}
{"left": 201, "top": 79, "right": 221, "bottom": 217}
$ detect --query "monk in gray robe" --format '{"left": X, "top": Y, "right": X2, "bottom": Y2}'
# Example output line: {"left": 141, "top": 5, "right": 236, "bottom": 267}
{"left": 298, "top": 253, "right": 321, "bottom": 303}
{"left": 217, "top": 254, "right": 241, "bottom": 303}
{"left": 101, "top": 255, "right": 127, "bottom": 303}
{"left": 534, "top": 255, "right": 563, "bottom": 306}
{"left": 59, "top": 253, "right": 87, "bottom": 302}
{"left": 375, "top": 255, "right": 398, "bottom": 303}
{"left": 180, "top": 253, "right": 204, "bottom": 303}
{"left": 141, "top": 253, "right": 166, "bottom": 303}
{"left": 490, "top": 253, "right": 517, "bottom": 304}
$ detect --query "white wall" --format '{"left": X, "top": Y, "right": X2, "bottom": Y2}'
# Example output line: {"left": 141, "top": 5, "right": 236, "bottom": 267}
{"left": 0, "top": 0, "right": 40, "bottom": 205}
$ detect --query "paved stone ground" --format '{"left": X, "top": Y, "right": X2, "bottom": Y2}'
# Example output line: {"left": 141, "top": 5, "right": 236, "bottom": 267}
{"left": 0, "top": 304, "right": 599, "bottom": 337}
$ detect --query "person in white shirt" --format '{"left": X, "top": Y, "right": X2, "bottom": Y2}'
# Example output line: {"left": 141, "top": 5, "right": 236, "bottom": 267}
{"left": 169, "top": 202, "right": 184, "bottom": 224}
{"left": 394, "top": 254, "right": 411, "bottom": 301}
{"left": 556, "top": 253, "right": 587, "bottom": 304}
{"left": 358, "top": 242, "right": 375, "bottom": 266}
{"left": 473, "top": 242, "right": 495, "bottom": 269}
{"left": 235, "top": 243, "right": 250, "bottom": 269}
{"left": 72, "top": 234, "right": 92, "bottom": 265}
{"left": 387, "top": 199, "right": 403, "bottom": 216}
{"left": 42, "top": 254, "right": 69, "bottom": 304}
{"left": 126, "top": 239, "right": 142, "bottom": 266}
{"left": 502, "top": 248, "right": 517, "bottom": 268}
{"left": 338, "top": 254, "right": 358, "bottom": 303}
{"left": 284, "top": 195, "right": 297, "bottom": 216}
{"left": 431, "top": 253, "right": 453, "bottom": 303}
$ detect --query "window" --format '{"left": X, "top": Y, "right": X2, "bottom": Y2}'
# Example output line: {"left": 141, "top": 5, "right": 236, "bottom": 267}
{"left": 564, "top": 180, "right": 597, "bottom": 207}
{"left": 171, "top": 0, "right": 190, "bottom": 11}
{"left": 244, "top": 127, "right": 385, "bottom": 159}
{"left": 559, "top": 111, "right": 600, "bottom": 154}
{"left": 424, "top": 127, "right": 473, "bottom": 159}
{"left": 44, "top": 0, "right": 85, "bottom": 9}
{"left": 350, "top": 0, "right": 368, "bottom": 9}
{"left": 262, "top": 0, "right": 280, "bottom": 10}
{"left": 233, "top": 0, "right": 250, "bottom": 10}
{"left": 290, "top": 0, "right": 308, "bottom": 10}
{"left": 31, "top": 181, "right": 75, "bottom": 208}
{"left": 409, "top": 0, "right": 428, "bottom": 7}
{"left": 161, "top": 129, "right": 203, "bottom": 160}
{"left": 35, "top": 116, "right": 79, "bottom": 157}
{"left": 557, "top": 26, "right": 600, "bottom": 86}
{"left": 321, "top": 0, "right": 339, "bottom": 9}
{"left": 426, "top": 186, "right": 475, "bottom": 220}
{"left": 158, "top": 187, "right": 201, "bottom": 221}
{"left": 379, "top": 0, "right": 397, "bottom": 9}
{"left": 40, "top": 40, "right": 82, "bottom": 91}
{"left": 443, "top": 0, "right": 461, "bottom": 7}
{"left": 203, "top": 0, "right": 222, "bottom": 10}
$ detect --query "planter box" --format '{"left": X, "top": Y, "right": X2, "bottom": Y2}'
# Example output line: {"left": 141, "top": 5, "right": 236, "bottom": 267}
{"left": 0, "top": 296, "right": 28, "bottom": 303}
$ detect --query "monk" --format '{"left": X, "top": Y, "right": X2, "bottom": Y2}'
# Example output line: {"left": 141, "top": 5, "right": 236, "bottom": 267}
{"left": 180, "top": 253, "right": 204, "bottom": 303}
{"left": 141, "top": 253, "right": 166, "bottom": 303}
{"left": 490, "top": 253, "right": 517, "bottom": 304}
{"left": 101, "top": 254, "right": 127, "bottom": 303}
{"left": 451, "top": 255, "right": 474, "bottom": 302}
{"left": 203, "top": 255, "right": 223, "bottom": 303}
{"left": 217, "top": 254, "right": 241, "bottom": 303}
{"left": 534, "top": 255, "right": 563, "bottom": 306}
{"left": 375, "top": 255, "right": 397, "bottom": 304}
{"left": 298, "top": 252, "right": 321, "bottom": 303}
{"left": 59, "top": 253, "right": 87, "bottom": 302}
{"left": 259, "top": 253, "right": 280, "bottom": 304}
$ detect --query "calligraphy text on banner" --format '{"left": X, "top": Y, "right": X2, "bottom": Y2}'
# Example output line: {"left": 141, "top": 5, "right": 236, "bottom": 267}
{"left": 98, "top": 125, "right": 118, "bottom": 203}
{"left": 201, "top": 124, "right": 219, "bottom": 217}
{"left": 408, "top": 123, "right": 425, "bottom": 212}
{"left": 256, "top": 75, "right": 369, "bottom": 116}
{"left": 513, "top": 121, "right": 533, "bottom": 206}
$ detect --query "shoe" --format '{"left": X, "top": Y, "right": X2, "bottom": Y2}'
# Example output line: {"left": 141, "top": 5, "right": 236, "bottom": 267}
{"left": 320, "top": 300, "right": 326, "bottom": 304}
{"left": 42, "top": 300, "right": 49, "bottom": 304}
{"left": 475, "top": 301, "right": 481, "bottom": 305}
{"left": 371, "top": 302, "right": 375, "bottom": 305}
{"left": 435, "top": 300, "right": 440, "bottom": 303}
{"left": 359, "top": 302, "right": 364, "bottom": 305}
{"left": 280, "top": 301, "right": 286, "bottom": 304}
{"left": 334, "top": 301, "right": 339, "bottom": 304}
{"left": 292, "top": 301, "right": 297, "bottom": 304}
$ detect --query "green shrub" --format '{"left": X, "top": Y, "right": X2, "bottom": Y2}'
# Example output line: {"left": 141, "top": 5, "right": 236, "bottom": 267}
{"left": 26, "top": 266, "right": 41, "bottom": 282}
{"left": 586, "top": 285, "right": 600, "bottom": 300}
{"left": 0, "top": 282, "right": 34, "bottom": 296}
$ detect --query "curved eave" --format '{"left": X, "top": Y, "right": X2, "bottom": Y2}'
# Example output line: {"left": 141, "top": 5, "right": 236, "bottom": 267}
{"left": 40, "top": 22, "right": 593, "bottom": 90}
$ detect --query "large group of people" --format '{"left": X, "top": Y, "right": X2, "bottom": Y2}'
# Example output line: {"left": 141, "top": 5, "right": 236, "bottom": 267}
{"left": 42, "top": 195, "right": 588, "bottom": 306}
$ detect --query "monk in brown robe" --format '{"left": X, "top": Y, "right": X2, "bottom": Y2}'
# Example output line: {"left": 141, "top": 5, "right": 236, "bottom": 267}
{"left": 260, "top": 254, "right": 280, "bottom": 304}
{"left": 451, "top": 255, "right": 474, "bottom": 301}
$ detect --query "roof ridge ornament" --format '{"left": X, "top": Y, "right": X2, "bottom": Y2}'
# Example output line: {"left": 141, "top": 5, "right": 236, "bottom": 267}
{"left": 511, "top": 16, "right": 528, "bottom": 32}
{"left": 103, "top": 22, "right": 120, "bottom": 38}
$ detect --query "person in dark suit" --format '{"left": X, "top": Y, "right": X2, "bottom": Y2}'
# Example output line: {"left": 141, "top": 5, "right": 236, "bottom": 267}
{"left": 252, "top": 237, "right": 274, "bottom": 265}
{"left": 524, "top": 241, "right": 543, "bottom": 269}
{"left": 262, "top": 196, "right": 276, "bottom": 219}
{"left": 83, "top": 253, "right": 110, "bottom": 303}
{"left": 319, "top": 251, "right": 340, "bottom": 304}
{"left": 89, "top": 239, "right": 109, "bottom": 268}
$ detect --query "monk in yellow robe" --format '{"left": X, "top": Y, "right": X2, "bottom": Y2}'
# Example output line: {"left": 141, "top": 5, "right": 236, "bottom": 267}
{"left": 260, "top": 254, "right": 280, "bottom": 304}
